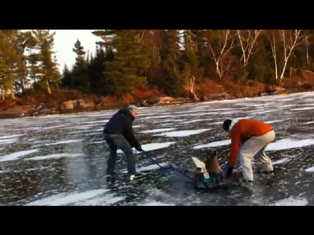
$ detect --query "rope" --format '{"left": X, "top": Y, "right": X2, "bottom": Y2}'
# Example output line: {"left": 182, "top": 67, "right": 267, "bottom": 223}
{"left": 142, "top": 150, "right": 195, "bottom": 183}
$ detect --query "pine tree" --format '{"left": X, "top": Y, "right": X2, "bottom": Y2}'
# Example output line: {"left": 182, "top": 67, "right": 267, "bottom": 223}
{"left": 160, "top": 30, "right": 184, "bottom": 97}
{"left": 15, "top": 31, "right": 37, "bottom": 93}
{"left": 0, "top": 30, "right": 20, "bottom": 99}
{"left": 61, "top": 64, "right": 72, "bottom": 87}
{"left": 87, "top": 48, "right": 108, "bottom": 94}
{"left": 33, "top": 30, "right": 60, "bottom": 94}
{"left": 103, "top": 30, "right": 150, "bottom": 95}
{"left": 73, "top": 39, "right": 87, "bottom": 70}
{"left": 181, "top": 30, "right": 203, "bottom": 83}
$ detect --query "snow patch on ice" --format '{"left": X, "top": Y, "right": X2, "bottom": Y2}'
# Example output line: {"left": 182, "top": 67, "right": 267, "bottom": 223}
{"left": 26, "top": 153, "right": 85, "bottom": 161}
{"left": 27, "top": 189, "right": 108, "bottom": 205}
{"left": 193, "top": 139, "right": 231, "bottom": 149}
{"left": 270, "top": 196, "right": 307, "bottom": 206}
{"left": 304, "top": 166, "right": 314, "bottom": 172}
{"left": 0, "top": 149, "right": 39, "bottom": 162}
{"left": 153, "top": 129, "right": 210, "bottom": 137}
{"left": 266, "top": 138, "right": 314, "bottom": 151}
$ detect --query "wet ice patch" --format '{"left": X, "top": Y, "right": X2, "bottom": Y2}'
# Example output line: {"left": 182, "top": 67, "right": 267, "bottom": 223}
{"left": 27, "top": 189, "right": 108, "bottom": 205}
{"left": 153, "top": 129, "right": 210, "bottom": 137}
{"left": 0, "top": 149, "right": 39, "bottom": 163}
{"left": 270, "top": 196, "right": 308, "bottom": 206}
{"left": 26, "top": 153, "right": 85, "bottom": 161}
{"left": 304, "top": 167, "right": 314, "bottom": 172}
{"left": 266, "top": 138, "right": 314, "bottom": 151}
{"left": 140, "top": 128, "right": 176, "bottom": 133}
{"left": 193, "top": 139, "right": 231, "bottom": 149}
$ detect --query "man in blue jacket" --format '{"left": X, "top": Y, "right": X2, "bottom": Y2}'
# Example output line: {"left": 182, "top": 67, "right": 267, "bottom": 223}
{"left": 103, "top": 104, "right": 143, "bottom": 181}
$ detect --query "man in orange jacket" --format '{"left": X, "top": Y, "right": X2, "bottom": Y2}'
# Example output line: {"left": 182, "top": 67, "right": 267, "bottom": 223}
{"left": 222, "top": 119, "right": 275, "bottom": 183}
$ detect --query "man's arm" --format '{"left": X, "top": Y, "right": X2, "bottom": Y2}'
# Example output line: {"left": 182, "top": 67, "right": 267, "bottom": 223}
{"left": 123, "top": 116, "right": 140, "bottom": 148}
{"left": 229, "top": 132, "right": 241, "bottom": 168}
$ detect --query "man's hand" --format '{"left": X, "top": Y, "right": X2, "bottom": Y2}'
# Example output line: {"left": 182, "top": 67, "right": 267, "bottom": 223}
{"left": 222, "top": 162, "right": 233, "bottom": 178}
{"left": 135, "top": 145, "right": 143, "bottom": 152}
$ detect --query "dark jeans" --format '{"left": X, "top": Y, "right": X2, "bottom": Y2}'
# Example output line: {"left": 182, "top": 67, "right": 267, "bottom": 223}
{"left": 103, "top": 133, "right": 136, "bottom": 175}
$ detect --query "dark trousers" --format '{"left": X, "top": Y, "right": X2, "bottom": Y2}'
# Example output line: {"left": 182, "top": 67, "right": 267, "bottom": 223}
{"left": 103, "top": 133, "right": 136, "bottom": 175}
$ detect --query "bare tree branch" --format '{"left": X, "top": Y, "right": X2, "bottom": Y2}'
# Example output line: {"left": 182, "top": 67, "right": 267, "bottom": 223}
{"left": 207, "top": 30, "right": 236, "bottom": 79}
{"left": 237, "top": 30, "right": 262, "bottom": 67}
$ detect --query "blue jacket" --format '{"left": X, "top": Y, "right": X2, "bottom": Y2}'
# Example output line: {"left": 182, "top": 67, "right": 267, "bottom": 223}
{"left": 103, "top": 108, "right": 140, "bottom": 148}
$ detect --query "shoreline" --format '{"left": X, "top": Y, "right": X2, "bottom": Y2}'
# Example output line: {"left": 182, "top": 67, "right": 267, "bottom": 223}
{"left": 1, "top": 90, "right": 313, "bottom": 120}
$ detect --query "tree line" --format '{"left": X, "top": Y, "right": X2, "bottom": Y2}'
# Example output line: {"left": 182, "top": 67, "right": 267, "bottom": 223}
{"left": 1, "top": 30, "right": 314, "bottom": 100}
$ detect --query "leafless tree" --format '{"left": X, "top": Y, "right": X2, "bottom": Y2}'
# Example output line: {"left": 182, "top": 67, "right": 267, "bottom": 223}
{"left": 269, "top": 30, "right": 304, "bottom": 84}
{"left": 237, "top": 30, "right": 262, "bottom": 68}
{"left": 186, "top": 76, "right": 199, "bottom": 101}
{"left": 207, "top": 30, "right": 236, "bottom": 80}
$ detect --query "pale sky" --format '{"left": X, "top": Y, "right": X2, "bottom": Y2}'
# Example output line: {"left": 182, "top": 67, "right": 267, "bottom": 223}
{"left": 52, "top": 30, "right": 99, "bottom": 72}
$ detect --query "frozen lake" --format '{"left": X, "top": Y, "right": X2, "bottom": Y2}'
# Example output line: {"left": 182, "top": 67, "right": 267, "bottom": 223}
{"left": 1, "top": 91, "right": 314, "bottom": 206}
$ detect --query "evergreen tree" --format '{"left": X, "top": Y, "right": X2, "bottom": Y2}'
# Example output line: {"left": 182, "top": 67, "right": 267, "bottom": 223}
{"left": 160, "top": 30, "right": 184, "bottom": 97}
{"left": 71, "top": 39, "right": 90, "bottom": 92}
{"left": 61, "top": 64, "right": 72, "bottom": 87}
{"left": 181, "top": 30, "right": 203, "bottom": 83}
{"left": 33, "top": 30, "right": 60, "bottom": 94}
{"left": 73, "top": 39, "right": 87, "bottom": 70}
{"left": 0, "top": 30, "right": 20, "bottom": 99}
{"left": 103, "top": 30, "right": 150, "bottom": 95}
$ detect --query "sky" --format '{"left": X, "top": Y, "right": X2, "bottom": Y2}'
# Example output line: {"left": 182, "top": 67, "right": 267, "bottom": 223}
{"left": 52, "top": 30, "right": 99, "bottom": 72}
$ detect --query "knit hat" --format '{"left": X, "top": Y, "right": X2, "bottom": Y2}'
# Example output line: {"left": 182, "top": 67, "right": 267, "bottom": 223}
{"left": 223, "top": 119, "right": 232, "bottom": 131}
{"left": 223, "top": 119, "right": 239, "bottom": 132}
{"left": 128, "top": 104, "right": 138, "bottom": 112}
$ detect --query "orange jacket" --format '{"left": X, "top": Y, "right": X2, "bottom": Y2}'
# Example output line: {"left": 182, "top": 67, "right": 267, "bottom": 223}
{"left": 228, "top": 119, "right": 273, "bottom": 167}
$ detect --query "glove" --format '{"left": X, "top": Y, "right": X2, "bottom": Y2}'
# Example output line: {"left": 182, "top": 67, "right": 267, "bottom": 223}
{"left": 225, "top": 167, "right": 233, "bottom": 177}
{"left": 222, "top": 162, "right": 233, "bottom": 178}
{"left": 135, "top": 144, "right": 143, "bottom": 152}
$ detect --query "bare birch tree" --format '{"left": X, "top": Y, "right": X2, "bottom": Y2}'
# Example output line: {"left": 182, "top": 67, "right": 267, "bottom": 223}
{"left": 237, "top": 30, "right": 262, "bottom": 68}
{"left": 269, "top": 30, "right": 304, "bottom": 84}
{"left": 185, "top": 75, "right": 199, "bottom": 101}
{"left": 207, "top": 30, "right": 236, "bottom": 80}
